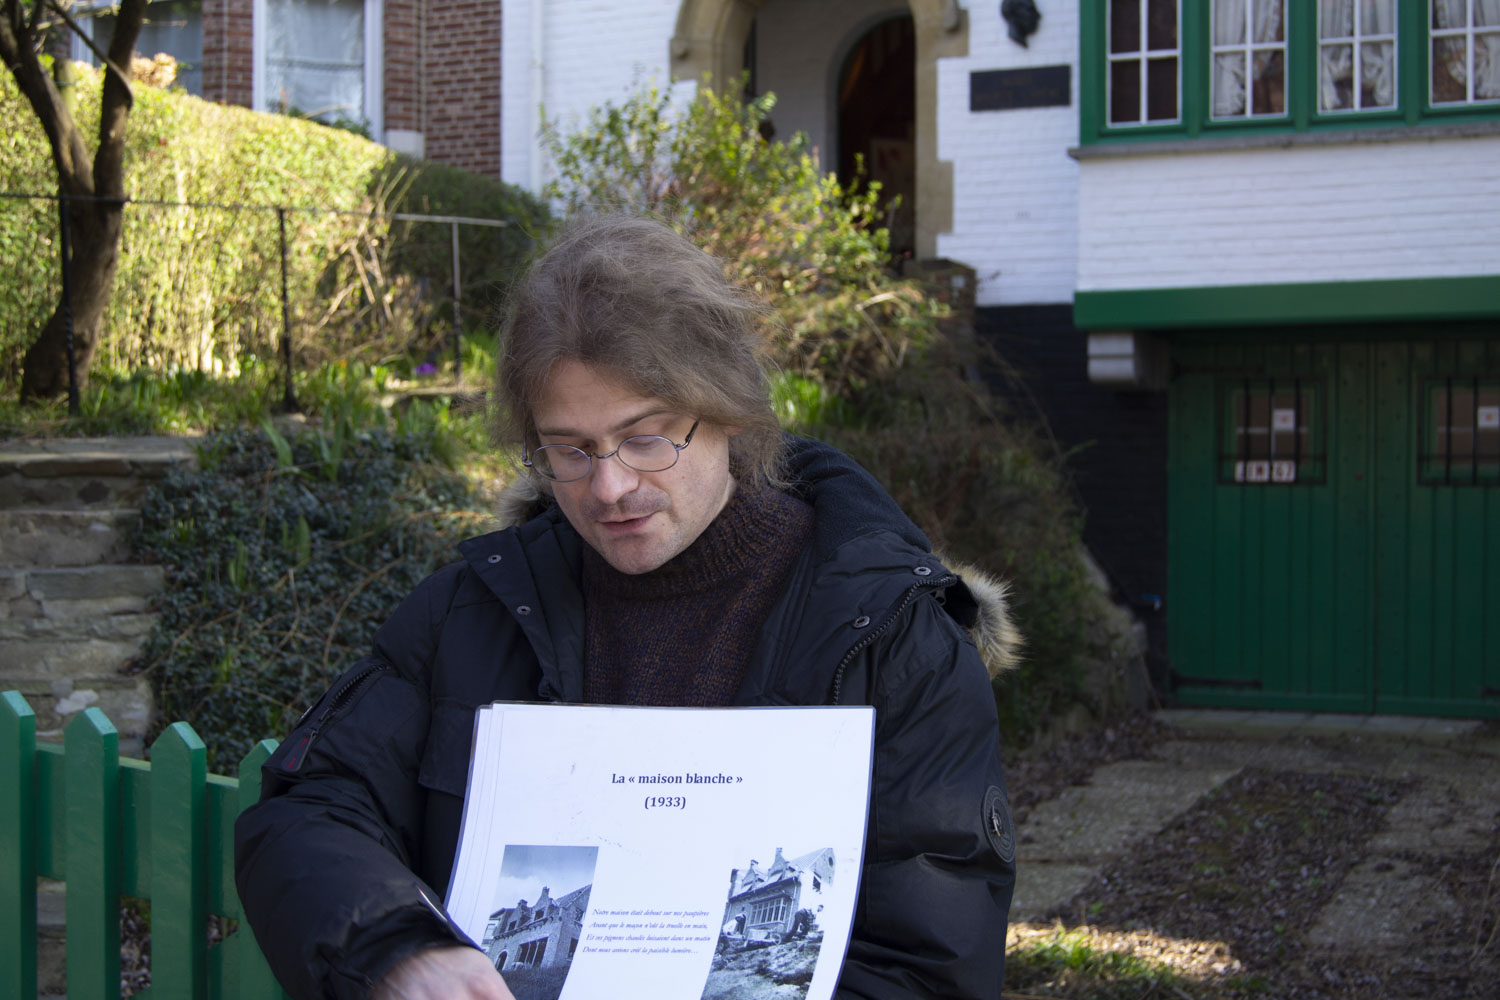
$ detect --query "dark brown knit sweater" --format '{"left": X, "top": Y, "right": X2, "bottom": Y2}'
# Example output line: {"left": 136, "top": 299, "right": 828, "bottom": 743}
{"left": 581, "top": 486, "right": 814, "bottom": 706}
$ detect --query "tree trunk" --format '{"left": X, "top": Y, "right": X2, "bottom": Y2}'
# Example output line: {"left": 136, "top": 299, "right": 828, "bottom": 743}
{"left": 19, "top": 200, "right": 124, "bottom": 401}
{"left": 1, "top": 0, "right": 148, "bottom": 403}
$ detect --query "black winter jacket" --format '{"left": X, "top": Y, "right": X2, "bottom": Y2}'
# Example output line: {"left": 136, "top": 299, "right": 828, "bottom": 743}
{"left": 234, "top": 438, "right": 1019, "bottom": 999}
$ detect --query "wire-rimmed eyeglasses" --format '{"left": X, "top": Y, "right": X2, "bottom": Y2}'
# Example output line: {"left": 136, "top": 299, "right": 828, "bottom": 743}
{"left": 523, "top": 420, "right": 701, "bottom": 483}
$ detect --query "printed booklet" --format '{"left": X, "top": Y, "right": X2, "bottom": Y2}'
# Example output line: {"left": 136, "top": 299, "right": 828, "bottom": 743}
{"left": 443, "top": 703, "right": 876, "bottom": 1000}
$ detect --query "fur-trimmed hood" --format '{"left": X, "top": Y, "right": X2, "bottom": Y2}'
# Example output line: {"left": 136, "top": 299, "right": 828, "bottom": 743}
{"left": 489, "top": 458, "right": 1022, "bottom": 679}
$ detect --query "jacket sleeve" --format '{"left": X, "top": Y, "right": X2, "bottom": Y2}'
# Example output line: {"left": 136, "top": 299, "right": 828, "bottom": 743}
{"left": 233, "top": 569, "right": 475, "bottom": 1000}
{"left": 835, "top": 596, "right": 1016, "bottom": 999}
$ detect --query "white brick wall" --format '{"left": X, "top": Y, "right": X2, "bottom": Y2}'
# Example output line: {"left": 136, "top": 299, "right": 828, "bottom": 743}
{"left": 935, "top": 3, "right": 1080, "bottom": 307}
{"left": 502, "top": 0, "right": 685, "bottom": 190}
{"left": 1076, "top": 135, "right": 1500, "bottom": 292}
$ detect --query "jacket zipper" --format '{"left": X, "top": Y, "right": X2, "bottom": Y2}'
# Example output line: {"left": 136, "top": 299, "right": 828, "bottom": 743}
{"left": 283, "top": 662, "right": 391, "bottom": 772}
{"left": 829, "top": 574, "right": 956, "bottom": 705}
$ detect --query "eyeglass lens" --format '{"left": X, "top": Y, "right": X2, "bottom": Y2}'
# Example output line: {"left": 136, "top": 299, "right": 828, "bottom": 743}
{"left": 532, "top": 435, "right": 681, "bottom": 481}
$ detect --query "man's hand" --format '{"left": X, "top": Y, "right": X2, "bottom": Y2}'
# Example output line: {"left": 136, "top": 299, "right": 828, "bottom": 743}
{"left": 371, "top": 945, "right": 516, "bottom": 1000}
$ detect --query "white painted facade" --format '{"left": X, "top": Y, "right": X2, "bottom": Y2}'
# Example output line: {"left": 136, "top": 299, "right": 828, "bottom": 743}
{"left": 499, "top": 2, "right": 1498, "bottom": 310}
{"left": 1076, "top": 134, "right": 1500, "bottom": 293}
{"left": 501, "top": 0, "right": 690, "bottom": 192}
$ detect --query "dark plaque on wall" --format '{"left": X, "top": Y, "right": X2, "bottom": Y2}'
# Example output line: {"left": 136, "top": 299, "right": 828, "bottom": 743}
{"left": 970, "top": 65, "right": 1070, "bottom": 112}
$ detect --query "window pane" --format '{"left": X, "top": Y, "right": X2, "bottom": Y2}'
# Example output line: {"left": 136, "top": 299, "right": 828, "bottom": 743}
{"left": 1483, "top": 5, "right": 1500, "bottom": 28}
{"left": 1363, "top": 0, "right": 1396, "bottom": 34}
{"left": 1254, "top": 0, "right": 1285, "bottom": 43}
{"left": 1111, "top": 0, "right": 1141, "bottom": 53}
{"left": 1361, "top": 41, "right": 1397, "bottom": 107}
{"left": 1213, "top": 52, "right": 1247, "bottom": 116}
{"left": 1432, "top": 36, "right": 1468, "bottom": 102}
{"left": 1319, "top": 0, "right": 1351, "bottom": 39}
{"left": 1320, "top": 43, "right": 1354, "bottom": 109}
{"left": 1432, "top": 0, "right": 1465, "bottom": 30}
{"left": 1254, "top": 50, "right": 1286, "bottom": 113}
{"left": 1111, "top": 60, "right": 1142, "bottom": 122}
{"left": 1147, "top": 0, "right": 1177, "bottom": 49}
{"left": 1213, "top": 0, "right": 1245, "bottom": 45}
{"left": 265, "top": 0, "right": 365, "bottom": 122}
{"left": 1147, "top": 56, "right": 1179, "bottom": 119}
{"left": 1481, "top": 34, "right": 1500, "bottom": 98}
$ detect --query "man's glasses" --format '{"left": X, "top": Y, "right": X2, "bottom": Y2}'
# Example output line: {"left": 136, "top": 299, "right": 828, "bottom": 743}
{"left": 523, "top": 420, "right": 700, "bottom": 483}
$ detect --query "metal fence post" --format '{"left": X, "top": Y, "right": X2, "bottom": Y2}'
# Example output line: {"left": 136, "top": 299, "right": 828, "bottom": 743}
{"left": 277, "top": 207, "right": 298, "bottom": 412}
{"left": 451, "top": 220, "right": 463, "bottom": 382}
{"left": 56, "top": 194, "right": 80, "bottom": 416}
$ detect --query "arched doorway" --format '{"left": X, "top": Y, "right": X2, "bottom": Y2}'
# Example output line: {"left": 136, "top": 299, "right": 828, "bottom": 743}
{"left": 670, "top": 0, "right": 967, "bottom": 260}
{"left": 836, "top": 15, "right": 916, "bottom": 259}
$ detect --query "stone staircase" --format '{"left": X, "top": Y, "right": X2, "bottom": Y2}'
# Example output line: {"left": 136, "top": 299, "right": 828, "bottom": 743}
{"left": 0, "top": 437, "right": 197, "bottom": 757}
{"left": 1, "top": 437, "right": 197, "bottom": 995}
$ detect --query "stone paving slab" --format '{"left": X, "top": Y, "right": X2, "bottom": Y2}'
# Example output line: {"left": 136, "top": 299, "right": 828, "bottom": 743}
{"left": 1011, "top": 710, "right": 1500, "bottom": 935}
{"left": 0, "top": 435, "right": 198, "bottom": 466}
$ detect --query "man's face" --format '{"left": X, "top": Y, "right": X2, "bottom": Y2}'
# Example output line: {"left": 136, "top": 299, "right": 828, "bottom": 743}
{"left": 531, "top": 359, "right": 737, "bottom": 575}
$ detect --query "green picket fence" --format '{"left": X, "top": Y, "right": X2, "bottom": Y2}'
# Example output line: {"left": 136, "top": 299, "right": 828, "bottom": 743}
{"left": 2, "top": 690, "right": 289, "bottom": 1000}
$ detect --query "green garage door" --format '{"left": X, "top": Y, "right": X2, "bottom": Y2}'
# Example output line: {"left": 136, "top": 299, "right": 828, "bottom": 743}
{"left": 1168, "top": 333, "right": 1500, "bottom": 718}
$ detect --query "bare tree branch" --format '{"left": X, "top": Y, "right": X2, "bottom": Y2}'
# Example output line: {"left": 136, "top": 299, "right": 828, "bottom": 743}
{"left": 94, "top": 0, "right": 147, "bottom": 198}
{"left": 45, "top": 0, "right": 136, "bottom": 108}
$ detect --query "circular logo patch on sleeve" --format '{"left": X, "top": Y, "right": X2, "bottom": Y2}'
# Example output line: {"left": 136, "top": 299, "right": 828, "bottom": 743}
{"left": 983, "top": 784, "right": 1015, "bottom": 864}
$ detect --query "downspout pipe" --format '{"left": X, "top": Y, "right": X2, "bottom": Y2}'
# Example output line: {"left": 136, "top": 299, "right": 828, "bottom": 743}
{"left": 529, "top": 0, "right": 546, "bottom": 193}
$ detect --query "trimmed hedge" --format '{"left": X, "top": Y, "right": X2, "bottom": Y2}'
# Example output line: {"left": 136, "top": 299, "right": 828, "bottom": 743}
{"left": 0, "top": 64, "right": 548, "bottom": 391}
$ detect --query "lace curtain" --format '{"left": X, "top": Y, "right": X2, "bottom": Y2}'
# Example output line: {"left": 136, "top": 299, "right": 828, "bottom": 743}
{"left": 1212, "top": 0, "right": 1285, "bottom": 116}
{"left": 1318, "top": 0, "right": 1396, "bottom": 110}
{"left": 264, "top": 0, "right": 365, "bottom": 122}
{"left": 1433, "top": 0, "right": 1500, "bottom": 102}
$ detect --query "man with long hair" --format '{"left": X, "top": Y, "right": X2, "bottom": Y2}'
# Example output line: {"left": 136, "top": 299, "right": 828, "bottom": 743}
{"left": 235, "top": 216, "right": 1019, "bottom": 999}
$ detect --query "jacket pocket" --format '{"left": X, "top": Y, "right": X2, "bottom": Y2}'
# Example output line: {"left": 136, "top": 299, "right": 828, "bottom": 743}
{"left": 417, "top": 699, "right": 478, "bottom": 798}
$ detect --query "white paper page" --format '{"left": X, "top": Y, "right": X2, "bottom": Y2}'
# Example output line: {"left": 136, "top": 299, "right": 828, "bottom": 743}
{"left": 445, "top": 704, "right": 875, "bottom": 1000}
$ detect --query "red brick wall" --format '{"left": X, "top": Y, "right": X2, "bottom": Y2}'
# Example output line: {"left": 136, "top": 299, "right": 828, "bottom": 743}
{"left": 384, "top": 0, "right": 421, "bottom": 132}
{"left": 198, "top": 0, "right": 503, "bottom": 179}
{"left": 201, "top": 0, "right": 254, "bottom": 108}
{"left": 419, "top": 0, "right": 502, "bottom": 178}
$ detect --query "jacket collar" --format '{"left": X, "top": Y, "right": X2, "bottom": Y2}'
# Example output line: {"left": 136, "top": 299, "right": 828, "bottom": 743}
{"left": 472, "top": 436, "right": 1020, "bottom": 680}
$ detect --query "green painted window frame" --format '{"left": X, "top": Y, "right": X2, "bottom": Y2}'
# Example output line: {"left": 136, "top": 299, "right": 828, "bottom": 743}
{"left": 1080, "top": 0, "right": 1500, "bottom": 144}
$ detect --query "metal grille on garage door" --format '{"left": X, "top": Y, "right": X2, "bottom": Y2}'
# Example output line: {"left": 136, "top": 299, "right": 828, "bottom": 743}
{"left": 1167, "top": 333, "right": 1500, "bottom": 718}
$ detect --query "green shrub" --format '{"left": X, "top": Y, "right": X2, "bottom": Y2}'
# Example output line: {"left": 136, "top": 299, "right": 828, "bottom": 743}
{"left": 132, "top": 424, "right": 493, "bottom": 770}
{"left": 544, "top": 83, "right": 940, "bottom": 397}
{"left": 0, "top": 64, "right": 548, "bottom": 393}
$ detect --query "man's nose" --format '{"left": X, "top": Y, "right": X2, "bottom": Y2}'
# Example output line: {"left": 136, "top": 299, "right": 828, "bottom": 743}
{"left": 589, "top": 453, "right": 640, "bottom": 506}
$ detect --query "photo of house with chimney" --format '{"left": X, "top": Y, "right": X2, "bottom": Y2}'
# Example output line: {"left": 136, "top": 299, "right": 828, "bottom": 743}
{"left": 478, "top": 844, "right": 597, "bottom": 1000}
{"left": 719, "top": 846, "right": 835, "bottom": 944}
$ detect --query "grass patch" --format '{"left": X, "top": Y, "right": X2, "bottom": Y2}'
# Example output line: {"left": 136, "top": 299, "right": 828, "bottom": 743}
{"left": 1005, "top": 927, "right": 1208, "bottom": 999}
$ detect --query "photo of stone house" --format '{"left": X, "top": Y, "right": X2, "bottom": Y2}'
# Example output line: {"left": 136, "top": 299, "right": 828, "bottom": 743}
{"left": 481, "top": 881, "right": 592, "bottom": 974}
{"left": 720, "top": 847, "right": 835, "bottom": 943}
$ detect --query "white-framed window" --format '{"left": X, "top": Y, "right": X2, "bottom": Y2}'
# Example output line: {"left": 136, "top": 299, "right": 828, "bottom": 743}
{"left": 70, "top": 0, "right": 204, "bottom": 96}
{"left": 253, "top": 0, "right": 383, "bottom": 138}
{"left": 1317, "top": 0, "right": 1398, "bottom": 112}
{"left": 1107, "top": 0, "right": 1181, "bottom": 125}
{"left": 750, "top": 896, "right": 790, "bottom": 926}
{"left": 1431, "top": 0, "right": 1500, "bottom": 105}
{"left": 1211, "top": 0, "right": 1287, "bottom": 118}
